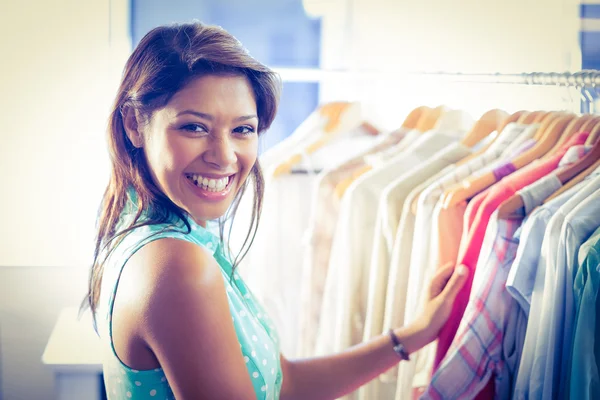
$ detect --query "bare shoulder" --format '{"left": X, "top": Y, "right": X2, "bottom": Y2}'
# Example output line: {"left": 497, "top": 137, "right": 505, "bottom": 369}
{"left": 117, "top": 236, "right": 256, "bottom": 398}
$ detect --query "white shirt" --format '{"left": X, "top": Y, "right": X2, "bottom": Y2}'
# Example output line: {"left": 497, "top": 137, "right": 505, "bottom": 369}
{"left": 357, "top": 143, "right": 473, "bottom": 400}
{"left": 514, "top": 172, "right": 600, "bottom": 400}
{"left": 371, "top": 123, "right": 527, "bottom": 399}
{"left": 315, "top": 130, "right": 465, "bottom": 361}
{"left": 240, "top": 133, "right": 376, "bottom": 357}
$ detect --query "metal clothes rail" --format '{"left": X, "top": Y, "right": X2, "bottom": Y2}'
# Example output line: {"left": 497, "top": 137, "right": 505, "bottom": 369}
{"left": 272, "top": 68, "right": 600, "bottom": 88}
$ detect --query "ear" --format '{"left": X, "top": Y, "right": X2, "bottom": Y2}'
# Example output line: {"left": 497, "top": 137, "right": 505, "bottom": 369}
{"left": 123, "top": 107, "right": 144, "bottom": 148}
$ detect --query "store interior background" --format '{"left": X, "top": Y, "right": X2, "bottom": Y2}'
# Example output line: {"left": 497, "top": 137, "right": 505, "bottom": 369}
{"left": 1, "top": 0, "right": 598, "bottom": 398}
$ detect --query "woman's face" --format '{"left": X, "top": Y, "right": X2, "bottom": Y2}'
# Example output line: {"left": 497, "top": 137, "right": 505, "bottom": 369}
{"left": 126, "top": 74, "right": 259, "bottom": 226}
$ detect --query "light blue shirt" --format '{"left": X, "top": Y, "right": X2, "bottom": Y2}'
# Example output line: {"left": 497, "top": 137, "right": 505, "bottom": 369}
{"left": 512, "top": 172, "right": 600, "bottom": 400}
{"left": 570, "top": 226, "right": 600, "bottom": 400}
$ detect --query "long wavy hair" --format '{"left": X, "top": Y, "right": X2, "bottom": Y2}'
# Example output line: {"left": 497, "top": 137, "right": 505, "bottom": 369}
{"left": 80, "top": 22, "right": 281, "bottom": 322}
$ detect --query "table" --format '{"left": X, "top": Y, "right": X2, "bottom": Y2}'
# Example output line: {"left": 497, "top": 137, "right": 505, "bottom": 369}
{"left": 42, "top": 307, "right": 105, "bottom": 400}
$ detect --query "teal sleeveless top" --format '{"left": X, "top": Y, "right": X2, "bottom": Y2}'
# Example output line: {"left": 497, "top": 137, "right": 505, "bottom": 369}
{"left": 95, "top": 189, "right": 283, "bottom": 399}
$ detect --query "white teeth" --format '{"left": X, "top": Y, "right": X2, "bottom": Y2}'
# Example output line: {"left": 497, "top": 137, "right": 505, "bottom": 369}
{"left": 187, "top": 174, "right": 231, "bottom": 192}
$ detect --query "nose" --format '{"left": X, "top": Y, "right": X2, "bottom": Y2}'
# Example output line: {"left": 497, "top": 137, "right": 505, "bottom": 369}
{"left": 202, "top": 134, "right": 237, "bottom": 169}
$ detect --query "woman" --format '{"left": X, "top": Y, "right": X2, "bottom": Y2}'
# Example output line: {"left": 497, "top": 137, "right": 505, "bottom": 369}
{"left": 81, "top": 21, "right": 468, "bottom": 400}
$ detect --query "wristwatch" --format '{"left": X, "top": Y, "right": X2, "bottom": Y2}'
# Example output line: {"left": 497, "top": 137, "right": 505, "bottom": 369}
{"left": 388, "top": 329, "right": 410, "bottom": 361}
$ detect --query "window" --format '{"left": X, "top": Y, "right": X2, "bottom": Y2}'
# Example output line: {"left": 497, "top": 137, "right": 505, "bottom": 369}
{"left": 131, "top": 0, "right": 322, "bottom": 152}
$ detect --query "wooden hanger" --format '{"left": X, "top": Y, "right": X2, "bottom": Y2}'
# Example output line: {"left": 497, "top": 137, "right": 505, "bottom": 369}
{"left": 409, "top": 109, "right": 513, "bottom": 215}
{"left": 453, "top": 110, "right": 526, "bottom": 167}
{"left": 517, "top": 110, "right": 543, "bottom": 124}
{"left": 586, "top": 118, "right": 600, "bottom": 145}
{"left": 402, "top": 106, "right": 431, "bottom": 130}
{"left": 460, "top": 109, "right": 509, "bottom": 147}
{"left": 534, "top": 111, "right": 553, "bottom": 123}
{"left": 497, "top": 114, "right": 590, "bottom": 219}
{"left": 415, "top": 105, "right": 448, "bottom": 132}
{"left": 499, "top": 110, "right": 528, "bottom": 131}
{"left": 272, "top": 101, "right": 372, "bottom": 177}
{"left": 581, "top": 116, "right": 600, "bottom": 139}
{"left": 542, "top": 156, "right": 600, "bottom": 205}
{"left": 541, "top": 114, "right": 594, "bottom": 159}
{"left": 442, "top": 113, "right": 576, "bottom": 208}
{"left": 554, "top": 132, "right": 600, "bottom": 184}
{"left": 440, "top": 112, "right": 557, "bottom": 208}
{"left": 410, "top": 109, "right": 508, "bottom": 215}
{"left": 497, "top": 115, "right": 585, "bottom": 219}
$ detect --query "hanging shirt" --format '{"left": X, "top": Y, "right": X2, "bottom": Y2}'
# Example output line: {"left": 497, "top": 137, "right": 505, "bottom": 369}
{"left": 403, "top": 135, "right": 540, "bottom": 399}
{"left": 315, "top": 130, "right": 466, "bottom": 360}
{"left": 419, "top": 145, "right": 592, "bottom": 400}
{"left": 433, "top": 133, "right": 589, "bottom": 374}
{"left": 530, "top": 185, "right": 600, "bottom": 400}
{"left": 358, "top": 146, "right": 472, "bottom": 400}
{"left": 570, "top": 226, "right": 600, "bottom": 400}
{"left": 506, "top": 164, "right": 600, "bottom": 318}
{"left": 461, "top": 138, "right": 538, "bottom": 240}
{"left": 387, "top": 123, "right": 529, "bottom": 400}
{"left": 419, "top": 214, "right": 522, "bottom": 400}
{"left": 297, "top": 128, "right": 409, "bottom": 357}
{"left": 514, "top": 172, "right": 600, "bottom": 400}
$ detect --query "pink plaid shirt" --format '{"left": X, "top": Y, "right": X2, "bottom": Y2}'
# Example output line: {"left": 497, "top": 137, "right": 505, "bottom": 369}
{"left": 421, "top": 215, "right": 522, "bottom": 400}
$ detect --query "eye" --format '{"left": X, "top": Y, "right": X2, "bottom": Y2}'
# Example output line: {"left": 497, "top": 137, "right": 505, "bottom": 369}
{"left": 233, "top": 125, "right": 256, "bottom": 136}
{"left": 181, "top": 123, "right": 208, "bottom": 134}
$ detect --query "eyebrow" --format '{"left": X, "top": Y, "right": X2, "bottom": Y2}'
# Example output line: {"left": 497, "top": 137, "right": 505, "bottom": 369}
{"left": 176, "top": 110, "right": 258, "bottom": 123}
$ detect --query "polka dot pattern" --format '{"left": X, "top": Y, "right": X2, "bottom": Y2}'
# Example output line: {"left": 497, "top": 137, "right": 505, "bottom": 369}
{"left": 96, "top": 198, "right": 282, "bottom": 400}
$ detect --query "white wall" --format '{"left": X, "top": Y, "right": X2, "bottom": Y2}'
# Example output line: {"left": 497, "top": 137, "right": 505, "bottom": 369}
{"left": 307, "top": 0, "right": 583, "bottom": 129}
{"left": 0, "top": 0, "right": 129, "bottom": 268}
{"left": 0, "top": 1, "right": 130, "bottom": 398}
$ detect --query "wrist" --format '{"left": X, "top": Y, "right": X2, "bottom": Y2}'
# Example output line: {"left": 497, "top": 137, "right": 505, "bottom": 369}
{"left": 392, "top": 322, "right": 430, "bottom": 355}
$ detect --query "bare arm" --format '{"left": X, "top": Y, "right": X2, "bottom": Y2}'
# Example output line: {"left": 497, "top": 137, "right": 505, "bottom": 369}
{"left": 279, "top": 263, "right": 468, "bottom": 400}
{"left": 133, "top": 238, "right": 258, "bottom": 400}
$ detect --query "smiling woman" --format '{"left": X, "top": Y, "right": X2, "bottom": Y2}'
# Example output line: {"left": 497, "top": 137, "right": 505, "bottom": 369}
{"left": 80, "top": 20, "right": 468, "bottom": 400}
{"left": 122, "top": 74, "right": 261, "bottom": 224}
{"left": 80, "top": 22, "right": 282, "bottom": 399}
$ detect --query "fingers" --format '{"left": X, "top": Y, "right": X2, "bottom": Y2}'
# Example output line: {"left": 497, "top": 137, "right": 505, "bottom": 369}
{"left": 435, "top": 262, "right": 455, "bottom": 282}
{"left": 430, "top": 262, "right": 455, "bottom": 297}
{"left": 441, "top": 265, "right": 469, "bottom": 301}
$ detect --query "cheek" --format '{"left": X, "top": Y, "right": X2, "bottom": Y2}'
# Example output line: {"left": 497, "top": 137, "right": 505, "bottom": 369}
{"left": 145, "top": 136, "right": 184, "bottom": 179}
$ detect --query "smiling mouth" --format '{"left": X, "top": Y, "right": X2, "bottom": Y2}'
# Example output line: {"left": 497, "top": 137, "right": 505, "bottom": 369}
{"left": 185, "top": 173, "right": 235, "bottom": 192}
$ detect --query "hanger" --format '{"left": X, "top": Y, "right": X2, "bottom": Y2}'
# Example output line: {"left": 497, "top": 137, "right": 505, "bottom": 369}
{"left": 517, "top": 110, "right": 543, "bottom": 124}
{"left": 541, "top": 114, "right": 594, "bottom": 159}
{"left": 586, "top": 118, "right": 600, "bottom": 145}
{"left": 497, "top": 115, "right": 592, "bottom": 219}
{"left": 415, "top": 105, "right": 448, "bottom": 132}
{"left": 541, "top": 155, "right": 600, "bottom": 205}
{"left": 440, "top": 112, "right": 556, "bottom": 208}
{"left": 452, "top": 109, "right": 519, "bottom": 168}
{"left": 581, "top": 116, "right": 600, "bottom": 141}
{"left": 402, "top": 106, "right": 431, "bottom": 130}
{"left": 498, "top": 110, "right": 528, "bottom": 130}
{"left": 460, "top": 109, "right": 509, "bottom": 148}
{"left": 540, "top": 120, "right": 600, "bottom": 206}
{"left": 272, "top": 101, "right": 373, "bottom": 177}
{"left": 442, "top": 113, "right": 576, "bottom": 208}
{"left": 409, "top": 109, "right": 515, "bottom": 215}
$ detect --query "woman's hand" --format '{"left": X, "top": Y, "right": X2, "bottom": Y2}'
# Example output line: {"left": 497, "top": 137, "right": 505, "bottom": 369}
{"left": 410, "top": 263, "right": 469, "bottom": 346}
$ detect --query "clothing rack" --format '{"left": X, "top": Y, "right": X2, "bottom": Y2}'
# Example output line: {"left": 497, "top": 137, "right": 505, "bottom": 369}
{"left": 273, "top": 68, "right": 600, "bottom": 88}
{"left": 280, "top": 69, "right": 600, "bottom": 174}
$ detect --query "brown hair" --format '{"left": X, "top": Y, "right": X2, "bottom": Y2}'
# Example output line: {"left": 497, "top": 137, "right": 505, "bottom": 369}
{"left": 80, "top": 22, "right": 281, "bottom": 322}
